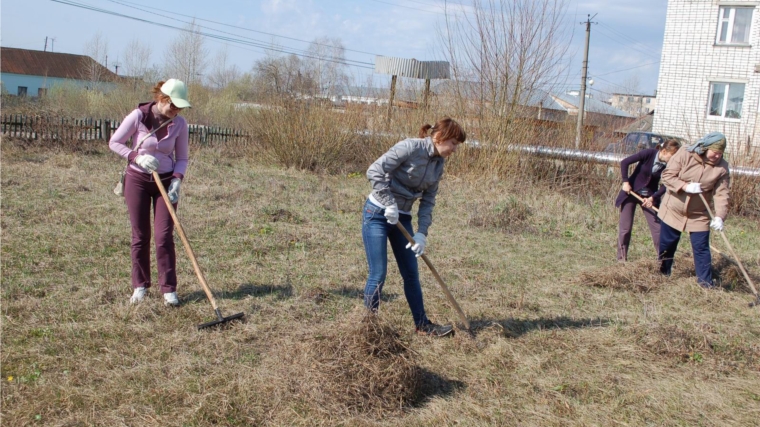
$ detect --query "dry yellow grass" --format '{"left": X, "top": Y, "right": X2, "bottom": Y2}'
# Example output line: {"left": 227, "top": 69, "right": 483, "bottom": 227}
{"left": 2, "top": 138, "right": 760, "bottom": 426}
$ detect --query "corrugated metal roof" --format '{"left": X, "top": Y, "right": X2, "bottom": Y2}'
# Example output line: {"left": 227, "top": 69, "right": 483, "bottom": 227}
{"left": 374, "top": 56, "right": 450, "bottom": 79}
{"left": 1, "top": 47, "right": 121, "bottom": 81}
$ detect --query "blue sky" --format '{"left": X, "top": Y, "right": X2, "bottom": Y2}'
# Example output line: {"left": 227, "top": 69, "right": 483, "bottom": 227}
{"left": 1, "top": 0, "right": 667, "bottom": 98}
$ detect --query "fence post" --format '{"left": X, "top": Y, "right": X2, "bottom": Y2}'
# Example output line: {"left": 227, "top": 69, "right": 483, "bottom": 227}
{"left": 102, "top": 120, "right": 111, "bottom": 142}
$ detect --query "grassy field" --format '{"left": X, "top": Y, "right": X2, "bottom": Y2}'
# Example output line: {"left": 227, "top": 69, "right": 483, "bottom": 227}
{"left": 2, "top": 140, "right": 759, "bottom": 426}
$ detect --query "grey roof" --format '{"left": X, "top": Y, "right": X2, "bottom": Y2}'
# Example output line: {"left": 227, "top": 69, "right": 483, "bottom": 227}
{"left": 431, "top": 81, "right": 566, "bottom": 111}
{"left": 552, "top": 92, "right": 636, "bottom": 118}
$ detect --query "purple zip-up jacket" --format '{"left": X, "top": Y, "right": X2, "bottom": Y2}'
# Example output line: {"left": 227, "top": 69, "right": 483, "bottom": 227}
{"left": 109, "top": 102, "right": 189, "bottom": 179}
{"left": 614, "top": 148, "right": 666, "bottom": 208}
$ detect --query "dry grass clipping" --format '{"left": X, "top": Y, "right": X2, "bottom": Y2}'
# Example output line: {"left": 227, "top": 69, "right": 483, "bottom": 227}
{"left": 289, "top": 311, "right": 422, "bottom": 417}
{"left": 579, "top": 251, "right": 759, "bottom": 293}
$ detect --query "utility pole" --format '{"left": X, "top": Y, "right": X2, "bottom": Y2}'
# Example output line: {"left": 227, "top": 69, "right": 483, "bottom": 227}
{"left": 51, "top": 37, "right": 56, "bottom": 53}
{"left": 576, "top": 14, "right": 597, "bottom": 148}
{"left": 44, "top": 37, "right": 48, "bottom": 52}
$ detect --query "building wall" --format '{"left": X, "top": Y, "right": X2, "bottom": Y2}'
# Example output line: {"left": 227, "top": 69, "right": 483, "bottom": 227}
{"left": 653, "top": 0, "right": 760, "bottom": 156}
{"left": 0, "top": 73, "right": 115, "bottom": 97}
{"left": 610, "top": 94, "right": 657, "bottom": 116}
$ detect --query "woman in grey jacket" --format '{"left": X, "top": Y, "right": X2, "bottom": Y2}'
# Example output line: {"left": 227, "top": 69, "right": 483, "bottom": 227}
{"left": 363, "top": 117, "right": 466, "bottom": 337}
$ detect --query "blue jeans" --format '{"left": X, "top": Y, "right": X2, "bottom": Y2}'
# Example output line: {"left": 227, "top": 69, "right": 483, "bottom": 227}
{"left": 659, "top": 221, "right": 713, "bottom": 287}
{"left": 362, "top": 200, "right": 429, "bottom": 327}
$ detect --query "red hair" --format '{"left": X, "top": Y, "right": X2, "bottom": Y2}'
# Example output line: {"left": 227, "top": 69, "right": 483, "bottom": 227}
{"left": 418, "top": 117, "right": 466, "bottom": 143}
{"left": 151, "top": 81, "right": 171, "bottom": 103}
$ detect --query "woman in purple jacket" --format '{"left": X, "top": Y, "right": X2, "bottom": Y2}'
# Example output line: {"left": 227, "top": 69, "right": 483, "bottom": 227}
{"left": 615, "top": 139, "right": 681, "bottom": 261}
{"left": 109, "top": 79, "right": 191, "bottom": 306}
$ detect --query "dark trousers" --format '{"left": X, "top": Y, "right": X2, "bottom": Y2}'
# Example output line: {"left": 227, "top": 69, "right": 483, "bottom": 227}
{"left": 124, "top": 169, "right": 178, "bottom": 293}
{"left": 362, "top": 200, "right": 429, "bottom": 327}
{"left": 659, "top": 221, "right": 713, "bottom": 287}
{"left": 617, "top": 196, "right": 661, "bottom": 261}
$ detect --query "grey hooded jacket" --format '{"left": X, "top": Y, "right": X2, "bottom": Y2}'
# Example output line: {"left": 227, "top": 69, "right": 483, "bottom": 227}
{"left": 367, "top": 137, "right": 444, "bottom": 236}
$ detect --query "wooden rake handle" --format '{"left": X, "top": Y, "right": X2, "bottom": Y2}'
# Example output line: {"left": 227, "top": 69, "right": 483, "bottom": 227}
{"left": 697, "top": 193, "right": 759, "bottom": 298}
{"left": 152, "top": 172, "right": 219, "bottom": 310}
{"left": 395, "top": 223, "right": 471, "bottom": 330}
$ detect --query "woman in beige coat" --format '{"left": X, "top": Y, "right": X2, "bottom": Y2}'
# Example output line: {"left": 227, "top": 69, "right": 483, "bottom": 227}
{"left": 658, "top": 132, "right": 730, "bottom": 288}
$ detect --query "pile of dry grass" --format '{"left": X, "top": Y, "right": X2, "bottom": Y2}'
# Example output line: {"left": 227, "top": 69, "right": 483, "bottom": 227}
{"left": 289, "top": 311, "right": 422, "bottom": 417}
{"left": 579, "top": 251, "right": 758, "bottom": 293}
{"left": 578, "top": 257, "right": 673, "bottom": 292}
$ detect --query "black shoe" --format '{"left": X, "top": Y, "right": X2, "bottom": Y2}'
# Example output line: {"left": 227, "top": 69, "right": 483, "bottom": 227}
{"left": 416, "top": 322, "right": 454, "bottom": 337}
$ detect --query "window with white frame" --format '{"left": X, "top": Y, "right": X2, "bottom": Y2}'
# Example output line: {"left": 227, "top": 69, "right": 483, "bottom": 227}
{"left": 708, "top": 82, "right": 744, "bottom": 119}
{"left": 716, "top": 6, "right": 753, "bottom": 44}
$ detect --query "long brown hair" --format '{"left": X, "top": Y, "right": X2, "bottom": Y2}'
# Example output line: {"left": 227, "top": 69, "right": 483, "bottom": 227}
{"left": 418, "top": 117, "right": 466, "bottom": 143}
{"left": 659, "top": 138, "right": 681, "bottom": 154}
{"left": 151, "top": 81, "right": 171, "bottom": 103}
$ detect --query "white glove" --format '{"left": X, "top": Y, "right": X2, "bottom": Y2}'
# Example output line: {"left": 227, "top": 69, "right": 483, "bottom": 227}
{"left": 167, "top": 178, "right": 181, "bottom": 204}
{"left": 405, "top": 232, "right": 427, "bottom": 257}
{"left": 135, "top": 154, "right": 159, "bottom": 172}
{"left": 384, "top": 203, "right": 399, "bottom": 225}
{"left": 684, "top": 182, "right": 702, "bottom": 194}
{"left": 710, "top": 217, "right": 724, "bottom": 232}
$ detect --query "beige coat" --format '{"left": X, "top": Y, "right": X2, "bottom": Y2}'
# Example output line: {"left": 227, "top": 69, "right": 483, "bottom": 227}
{"left": 658, "top": 147, "right": 730, "bottom": 232}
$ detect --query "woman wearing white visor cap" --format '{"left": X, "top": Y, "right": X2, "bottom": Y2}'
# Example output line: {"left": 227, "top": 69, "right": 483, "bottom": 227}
{"left": 109, "top": 79, "right": 191, "bottom": 306}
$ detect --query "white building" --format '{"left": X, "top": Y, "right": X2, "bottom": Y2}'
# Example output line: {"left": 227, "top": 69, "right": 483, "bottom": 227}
{"left": 610, "top": 93, "right": 657, "bottom": 117}
{"left": 653, "top": 0, "right": 758, "bottom": 156}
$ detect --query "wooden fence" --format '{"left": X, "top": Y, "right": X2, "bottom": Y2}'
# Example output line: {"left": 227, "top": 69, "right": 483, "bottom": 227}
{"left": 1, "top": 114, "right": 249, "bottom": 145}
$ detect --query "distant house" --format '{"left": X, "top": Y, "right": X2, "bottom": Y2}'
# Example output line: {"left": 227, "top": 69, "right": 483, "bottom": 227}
{"left": 551, "top": 91, "right": 636, "bottom": 128}
{"left": 0, "top": 47, "right": 121, "bottom": 97}
{"left": 653, "top": 0, "right": 758, "bottom": 155}
{"left": 609, "top": 92, "right": 657, "bottom": 117}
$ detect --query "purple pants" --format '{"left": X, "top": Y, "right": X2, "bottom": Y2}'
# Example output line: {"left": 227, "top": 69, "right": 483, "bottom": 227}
{"left": 617, "top": 195, "right": 661, "bottom": 261}
{"left": 124, "top": 168, "right": 177, "bottom": 293}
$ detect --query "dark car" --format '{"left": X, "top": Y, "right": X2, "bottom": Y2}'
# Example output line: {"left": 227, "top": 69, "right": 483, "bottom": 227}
{"left": 603, "top": 131, "right": 684, "bottom": 154}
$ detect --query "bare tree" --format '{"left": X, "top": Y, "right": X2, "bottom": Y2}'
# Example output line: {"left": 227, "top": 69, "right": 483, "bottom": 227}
{"left": 207, "top": 47, "right": 241, "bottom": 89}
{"left": 123, "top": 38, "right": 152, "bottom": 80}
{"left": 305, "top": 37, "right": 348, "bottom": 96}
{"left": 81, "top": 31, "right": 109, "bottom": 86}
{"left": 164, "top": 19, "right": 208, "bottom": 85}
{"left": 439, "top": 0, "right": 571, "bottom": 143}
{"left": 253, "top": 53, "right": 312, "bottom": 97}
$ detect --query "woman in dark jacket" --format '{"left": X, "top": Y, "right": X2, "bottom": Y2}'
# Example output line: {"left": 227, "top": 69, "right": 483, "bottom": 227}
{"left": 363, "top": 117, "right": 466, "bottom": 337}
{"left": 615, "top": 139, "right": 681, "bottom": 261}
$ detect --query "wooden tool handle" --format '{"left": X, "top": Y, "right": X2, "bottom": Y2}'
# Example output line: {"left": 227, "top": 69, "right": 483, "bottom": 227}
{"left": 395, "top": 223, "right": 471, "bottom": 330}
{"left": 698, "top": 193, "right": 758, "bottom": 298}
{"left": 152, "top": 172, "right": 219, "bottom": 309}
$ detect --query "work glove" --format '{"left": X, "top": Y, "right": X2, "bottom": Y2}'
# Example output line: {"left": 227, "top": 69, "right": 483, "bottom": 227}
{"left": 684, "top": 182, "right": 702, "bottom": 194}
{"left": 405, "top": 232, "right": 427, "bottom": 257}
{"left": 384, "top": 203, "right": 399, "bottom": 225}
{"left": 134, "top": 154, "right": 159, "bottom": 172}
{"left": 710, "top": 217, "right": 724, "bottom": 232}
{"left": 167, "top": 178, "right": 181, "bottom": 204}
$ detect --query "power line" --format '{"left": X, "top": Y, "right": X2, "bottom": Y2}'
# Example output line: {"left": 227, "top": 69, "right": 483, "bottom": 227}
{"left": 595, "top": 60, "right": 660, "bottom": 77}
{"left": 594, "top": 26, "right": 661, "bottom": 61}
{"left": 105, "top": 0, "right": 381, "bottom": 58}
{"left": 101, "top": 0, "right": 374, "bottom": 66}
{"left": 50, "top": 0, "right": 376, "bottom": 70}
{"left": 598, "top": 22, "right": 658, "bottom": 52}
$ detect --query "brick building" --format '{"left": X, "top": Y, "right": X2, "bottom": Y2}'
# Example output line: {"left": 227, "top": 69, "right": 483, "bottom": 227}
{"left": 653, "top": 0, "right": 758, "bottom": 156}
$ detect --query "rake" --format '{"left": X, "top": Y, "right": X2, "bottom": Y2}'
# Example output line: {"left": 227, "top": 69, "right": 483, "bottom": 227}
{"left": 153, "top": 172, "right": 245, "bottom": 329}
{"left": 395, "top": 223, "right": 471, "bottom": 331}
{"left": 627, "top": 191, "right": 759, "bottom": 307}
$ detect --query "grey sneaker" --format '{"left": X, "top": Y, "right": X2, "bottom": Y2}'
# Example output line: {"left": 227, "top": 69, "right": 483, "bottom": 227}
{"left": 163, "top": 292, "right": 179, "bottom": 306}
{"left": 416, "top": 322, "right": 454, "bottom": 337}
{"left": 130, "top": 287, "right": 147, "bottom": 304}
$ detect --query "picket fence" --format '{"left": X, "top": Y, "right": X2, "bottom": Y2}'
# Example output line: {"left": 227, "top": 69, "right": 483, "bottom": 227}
{"left": 0, "top": 114, "right": 249, "bottom": 145}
